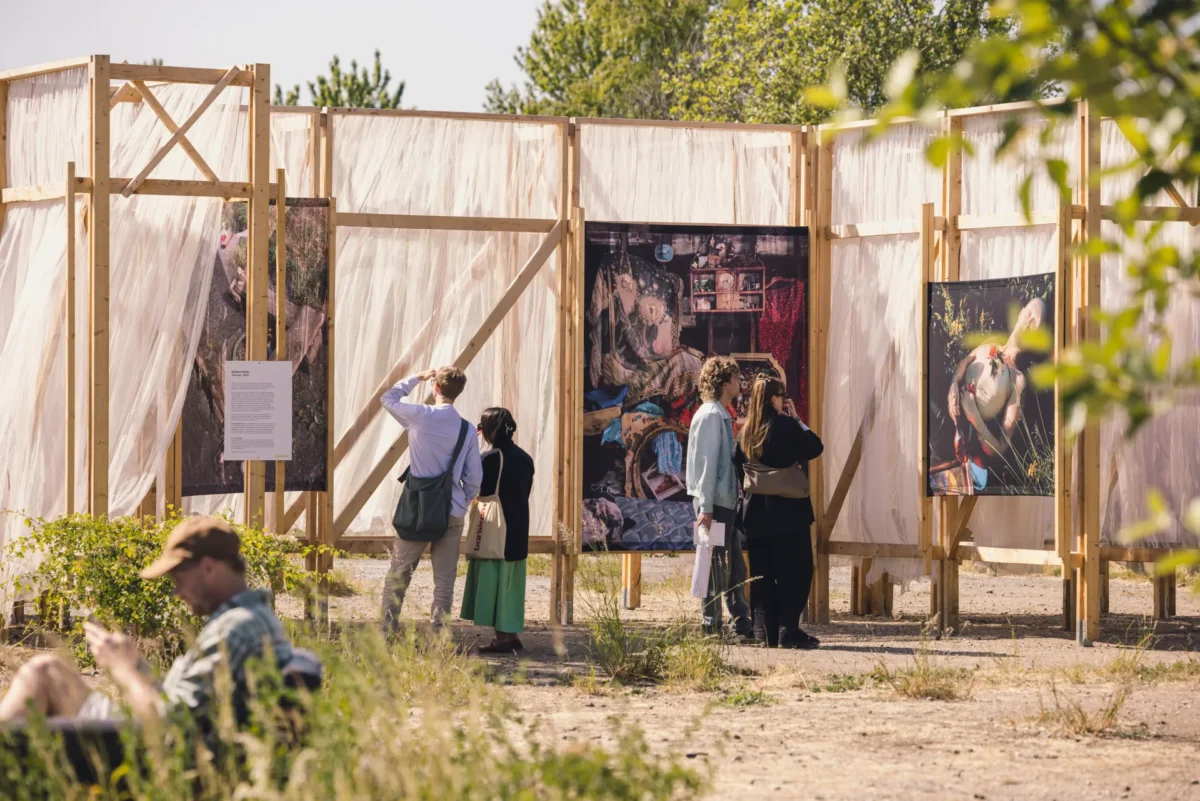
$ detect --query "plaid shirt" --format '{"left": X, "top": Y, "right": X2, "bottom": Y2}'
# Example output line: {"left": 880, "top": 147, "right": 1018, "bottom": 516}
{"left": 162, "top": 589, "right": 293, "bottom": 722}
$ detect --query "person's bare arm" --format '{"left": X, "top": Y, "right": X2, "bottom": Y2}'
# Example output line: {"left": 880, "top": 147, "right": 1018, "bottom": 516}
{"left": 85, "top": 623, "right": 163, "bottom": 724}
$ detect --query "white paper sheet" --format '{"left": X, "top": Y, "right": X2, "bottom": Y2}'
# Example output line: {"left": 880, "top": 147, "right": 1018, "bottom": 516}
{"left": 690, "top": 542, "right": 712, "bottom": 598}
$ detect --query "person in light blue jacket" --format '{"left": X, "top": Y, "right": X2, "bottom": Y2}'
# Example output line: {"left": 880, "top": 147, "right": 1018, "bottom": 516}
{"left": 686, "top": 356, "right": 753, "bottom": 641}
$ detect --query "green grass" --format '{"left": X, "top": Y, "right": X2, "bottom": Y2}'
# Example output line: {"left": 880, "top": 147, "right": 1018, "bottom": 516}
{"left": 813, "top": 673, "right": 869, "bottom": 693}
{"left": 720, "top": 687, "right": 774, "bottom": 707}
{"left": 872, "top": 641, "right": 975, "bottom": 701}
{"left": 0, "top": 625, "right": 709, "bottom": 800}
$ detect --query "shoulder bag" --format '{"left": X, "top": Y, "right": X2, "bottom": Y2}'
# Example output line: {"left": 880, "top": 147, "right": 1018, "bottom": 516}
{"left": 742, "top": 460, "right": 809, "bottom": 499}
{"left": 465, "top": 451, "right": 508, "bottom": 560}
{"left": 392, "top": 419, "right": 471, "bottom": 542}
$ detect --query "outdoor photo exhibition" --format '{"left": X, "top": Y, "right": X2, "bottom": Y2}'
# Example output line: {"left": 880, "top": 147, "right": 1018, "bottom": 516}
{"left": 0, "top": 1, "right": 1197, "bottom": 798}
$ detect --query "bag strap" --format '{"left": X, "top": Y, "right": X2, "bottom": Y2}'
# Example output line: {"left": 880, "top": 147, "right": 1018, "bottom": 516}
{"left": 444, "top": 419, "right": 470, "bottom": 484}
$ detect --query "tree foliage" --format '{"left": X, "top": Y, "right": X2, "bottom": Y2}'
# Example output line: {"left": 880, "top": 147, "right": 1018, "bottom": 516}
{"left": 274, "top": 50, "right": 405, "bottom": 108}
{"left": 484, "top": 0, "right": 713, "bottom": 118}
{"left": 843, "top": 0, "right": 1200, "bottom": 561}
{"left": 486, "top": 0, "right": 1012, "bottom": 122}
{"left": 666, "top": 0, "right": 1015, "bottom": 124}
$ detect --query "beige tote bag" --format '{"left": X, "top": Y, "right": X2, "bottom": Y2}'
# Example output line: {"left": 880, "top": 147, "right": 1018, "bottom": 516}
{"left": 465, "top": 452, "right": 508, "bottom": 560}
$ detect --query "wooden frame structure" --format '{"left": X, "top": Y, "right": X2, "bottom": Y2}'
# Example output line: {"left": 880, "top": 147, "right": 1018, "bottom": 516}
{"left": 2, "top": 56, "right": 1194, "bottom": 638}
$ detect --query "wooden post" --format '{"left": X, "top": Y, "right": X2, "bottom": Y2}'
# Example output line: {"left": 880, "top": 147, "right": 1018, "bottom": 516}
{"left": 88, "top": 56, "right": 111, "bottom": 517}
{"left": 65, "top": 161, "right": 77, "bottom": 516}
{"left": 552, "top": 121, "right": 571, "bottom": 625}
{"left": 917, "top": 202, "right": 935, "bottom": 578}
{"left": 162, "top": 419, "right": 182, "bottom": 516}
{"left": 309, "top": 111, "right": 321, "bottom": 197}
{"left": 243, "top": 64, "right": 270, "bottom": 528}
{"left": 809, "top": 128, "right": 834, "bottom": 625}
{"left": 938, "top": 116, "right": 964, "bottom": 633}
{"left": 1077, "top": 101, "right": 1102, "bottom": 646}
{"left": 1054, "top": 192, "right": 1075, "bottom": 633}
{"left": 322, "top": 196, "right": 337, "bottom": 576}
{"left": 566, "top": 204, "right": 585, "bottom": 625}
{"left": 273, "top": 169, "right": 287, "bottom": 534}
{"left": 1098, "top": 559, "right": 1110, "bottom": 615}
{"left": 621, "top": 553, "right": 642, "bottom": 610}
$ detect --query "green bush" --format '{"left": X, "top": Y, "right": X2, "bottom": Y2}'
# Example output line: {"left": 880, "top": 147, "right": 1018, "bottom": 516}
{"left": 4, "top": 512, "right": 301, "bottom": 664}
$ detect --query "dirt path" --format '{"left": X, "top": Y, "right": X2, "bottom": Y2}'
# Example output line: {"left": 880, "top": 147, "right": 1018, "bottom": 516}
{"left": 306, "top": 554, "right": 1200, "bottom": 799}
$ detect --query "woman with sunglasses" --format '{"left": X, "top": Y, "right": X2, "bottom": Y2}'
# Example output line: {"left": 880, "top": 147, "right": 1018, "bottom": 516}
{"left": 734, "top": 376, "right": 824, "bottom": 648}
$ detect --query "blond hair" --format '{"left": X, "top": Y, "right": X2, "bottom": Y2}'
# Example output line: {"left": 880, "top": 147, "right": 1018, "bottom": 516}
{"left": 739, "top": 376, "right": 785, "bottom": 462}
{"left": 435, "top": 367, "right": 467, "bottom": 401}
{"left": 698, "top": 356, "right": 739, "bottom": 403}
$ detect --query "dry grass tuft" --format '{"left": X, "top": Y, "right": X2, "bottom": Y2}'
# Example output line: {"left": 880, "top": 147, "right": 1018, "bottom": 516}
{"left": 1037, "top": 680, "right": 1129, "bottom": 736}
{"left": 873, "top": 640, "right": 975, "bottom": 701}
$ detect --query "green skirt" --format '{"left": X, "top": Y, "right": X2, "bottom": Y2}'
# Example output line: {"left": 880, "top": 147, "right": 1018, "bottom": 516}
{"left": 460, "top": 558, "right": 527, "bottom": 634}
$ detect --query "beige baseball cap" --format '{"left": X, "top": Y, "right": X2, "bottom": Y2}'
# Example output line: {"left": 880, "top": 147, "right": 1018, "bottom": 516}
{"left": 140, "top": 516, "right": 241, "bottom": 579}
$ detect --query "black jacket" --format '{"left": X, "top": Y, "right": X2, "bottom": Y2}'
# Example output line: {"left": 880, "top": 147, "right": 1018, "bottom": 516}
{"left": 734, "top": 415, "right": 824, "bottom": 540}
{"left": 479, "top": 441, "right": 535, "bottom": 561}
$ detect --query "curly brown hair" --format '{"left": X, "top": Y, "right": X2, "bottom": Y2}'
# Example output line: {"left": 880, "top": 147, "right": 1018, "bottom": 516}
{"left": 698, "top": 356, "right": 739, "bottom": 403}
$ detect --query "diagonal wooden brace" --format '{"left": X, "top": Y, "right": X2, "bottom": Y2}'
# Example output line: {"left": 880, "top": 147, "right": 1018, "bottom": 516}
{"left": 123, "top": 66, "right": 240, "bottom": 197}
{"left": 131, "top": 80, "right": 221, "bottom": 185}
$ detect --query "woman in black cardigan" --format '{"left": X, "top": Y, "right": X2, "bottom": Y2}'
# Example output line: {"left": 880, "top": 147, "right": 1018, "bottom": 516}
{"left": 461, "top": 407, "right": 535, "bottom": 654}
{"left": 734, "top": 376, "right": 824, "bottom": 649}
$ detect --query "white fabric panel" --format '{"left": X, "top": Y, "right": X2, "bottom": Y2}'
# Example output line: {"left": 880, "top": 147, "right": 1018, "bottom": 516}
{"left": 328, "top": 114, "right": 562, "bottom": 536}
{"left": 830, "top": 126, "right": 942, "bottom": 225}
{"left": 4, "top": 69, "right": 89, "bottom": 187}
{"left": 0, "top": 79, "right": 246, "bottom": 611}
{"left": 826, "top": 235, "right": 923, "bottom": 584}
{"left": 823, "top": 125, "right": 941, "bottom": 586}
{"left": 580, "top": 125, "right": 791, "bottom": 224}
{"left": 270, "top": 112, "right": 317, "bottom": 197}
{"left": 962, "top": 112, "right": 1079, "bottom": 215}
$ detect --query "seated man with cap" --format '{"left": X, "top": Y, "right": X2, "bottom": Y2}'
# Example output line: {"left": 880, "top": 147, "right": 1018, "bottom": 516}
{"left": 0, "top": 516, "right": 297, "bottom": 733}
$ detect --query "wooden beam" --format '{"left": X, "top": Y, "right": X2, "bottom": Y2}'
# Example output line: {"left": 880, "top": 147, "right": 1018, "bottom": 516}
{"left": 243, "top": 64, "right": 270, "bottom": 527}
{"left": 946, "top": 496, "right": 979, "bottom": 558}
{"left": 309, "top": 111, "right": 321, "bottom": 198}
{"left": 1054, "top": 194, "right": 1073, "bottom": 566}
{"left": 335, "top": 212, "right": 558, "bottom": 233}
{"left": 122, "top": 67, "right": 241, "bottom": 197}
{"left": 945, "top": 98, "right": 1069, "bottom": 118}
{"left": 552, "top": 120, "right": 572, "bottom": 625}
{"left": 333, "top": 221, "right": 564, "bottom": 536}
{"left": 3, "top": 178, "right": 258, "bottom": 203}
{"left": 0, "top": 57, "right": 92, "bottom": 83}
{"left": 130, "top": 81, "right": 221, "bottom": 184}
{"left": 108, "top": 63, "right": 255, "bottom": 86}
{"left": 569, "top": 206, "right": 585, "bottom": 625}
{"left": 811, "top": 128, "right": 834, "bottom": 625}
{"left": 956, "top": 209, "right": 1084, "bottom": 230}
{"left": 959, "top": 545, "right": 1082, "bottom": 568}
{"left": 828, "top": 217, "right": 946, "bottom": 239}
{"left": 108, "top": 82, "right": 142, "bottom": 108}
{"left": 1078, "top": 100, "right": 1102, "bottom": 646}
{"left": 826, "top": 541, "right": 924, "bottom": 559}
{"left": 336, "top": 534, "right": 560, "bottom": 556}
{"left": 88, "top": 55, "right": 111, "bottom": 517}
{"left": 574, "top": 116, "right": 798, "bottom": 132}
{"left": 918, "top": 202, "right": 935, "bottom": 575}
{"left": 322, "top": 197, "right": 337, "bottom": 566}
{"left": 321, "top": 109, "right": 334, "bottom": 199}
{"left": 331, "top": 107, "right": 568, "bottom": 125}
{"left": 65, "top": 162, "right": 76, "bottom": 516}
{"left": 621, "top": 553, "right": 642, "bottom": 610}
{"left": 1101, "top": 205, "right": 1200, "bottom": 224}
{"left": 273, "top": 170, "right": 287, "bottom": 534}
{"left": 818, "top": 427, "right": 863, "bottom": 544}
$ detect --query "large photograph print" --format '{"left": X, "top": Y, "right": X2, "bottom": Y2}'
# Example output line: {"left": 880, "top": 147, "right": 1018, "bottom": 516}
{"left": 927, "top": 273, "right": 1055, "bottom": 497}
{"left": 182, "top": 198, "right": 330, "bottom": 497}
{"left": 583, "top": 223, "right": 809, "bottom": 551}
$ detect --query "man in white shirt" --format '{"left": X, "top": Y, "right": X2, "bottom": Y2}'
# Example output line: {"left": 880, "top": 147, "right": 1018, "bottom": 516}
{"left": 379, "top": 366, "right": 483, "bottom": 632}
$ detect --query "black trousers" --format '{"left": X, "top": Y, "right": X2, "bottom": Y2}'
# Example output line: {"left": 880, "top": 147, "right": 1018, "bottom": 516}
{"left": 747, "top": 526, "right": 814, "bottom": 645}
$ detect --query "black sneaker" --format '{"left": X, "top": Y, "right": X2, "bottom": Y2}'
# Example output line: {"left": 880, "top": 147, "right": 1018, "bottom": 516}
{"left": 779, "top": 631, "right": 820, "bottom": 650}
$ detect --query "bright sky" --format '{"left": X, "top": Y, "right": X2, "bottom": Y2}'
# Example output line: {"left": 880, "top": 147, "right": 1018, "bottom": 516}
{"left": 1, "top": 0, "right": 544, "bottom": 111}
